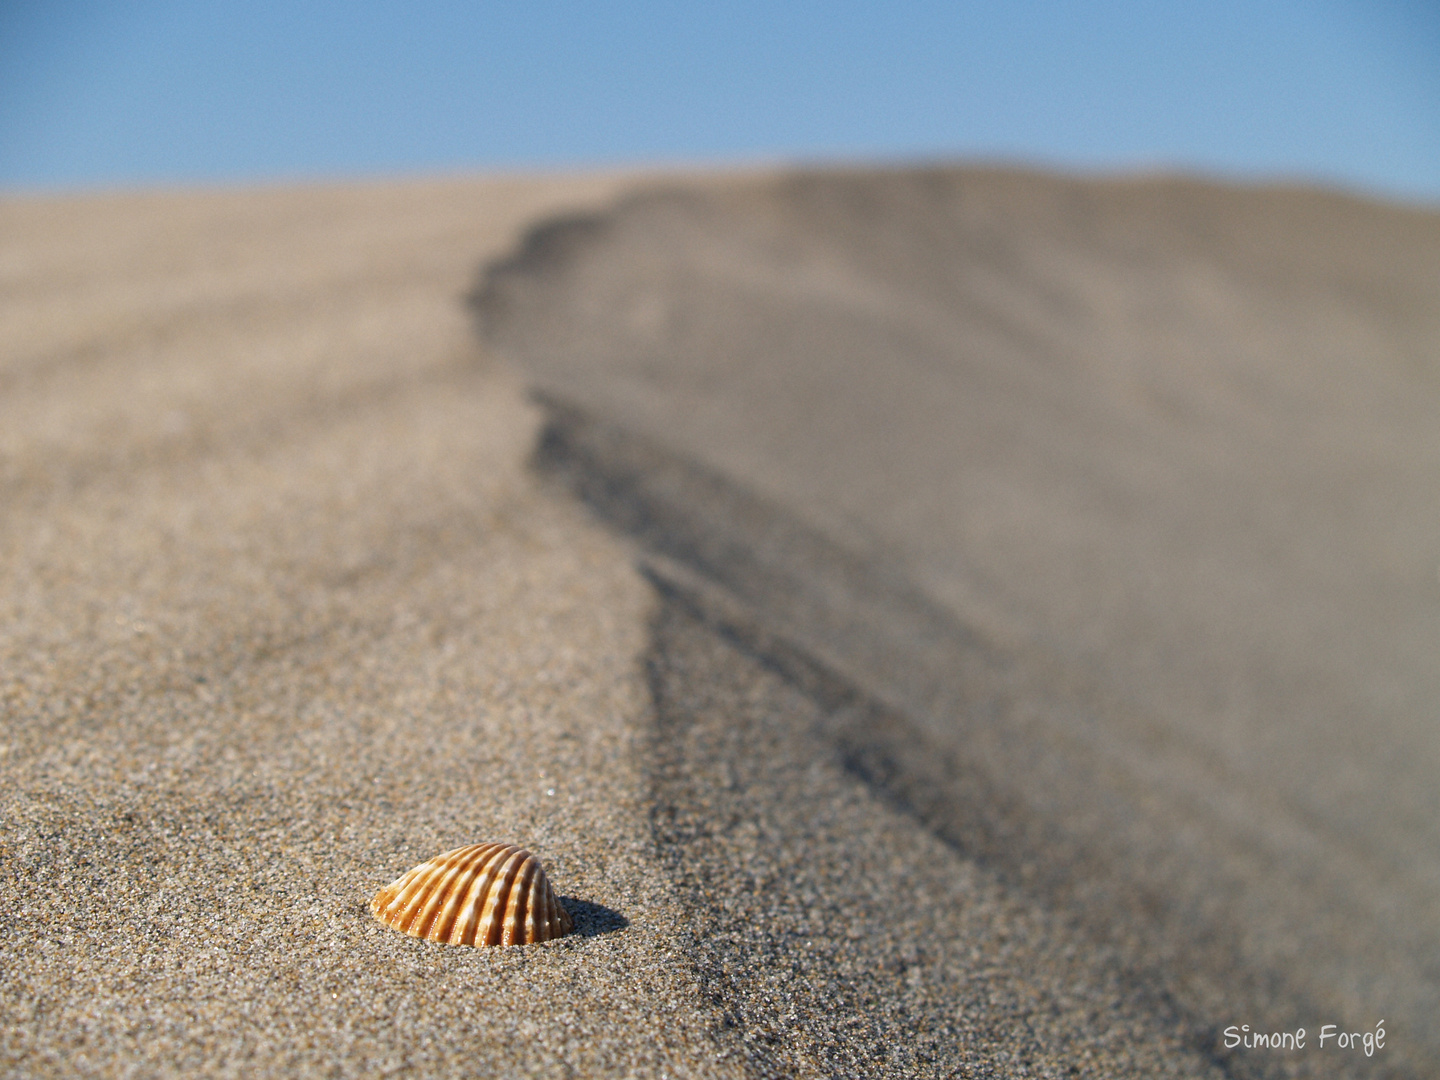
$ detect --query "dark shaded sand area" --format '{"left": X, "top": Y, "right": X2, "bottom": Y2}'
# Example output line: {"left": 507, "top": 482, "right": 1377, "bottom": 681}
{"left": 476, "top": 167, "right": 1440, "bottom": 1079}
{"left": 1, "top": 166, "right": 1435, "bottom": 1079}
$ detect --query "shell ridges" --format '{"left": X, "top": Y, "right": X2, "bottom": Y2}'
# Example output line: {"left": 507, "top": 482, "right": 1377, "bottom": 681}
{"left": 371, "top": 842, "right": 573, "bottom": 947}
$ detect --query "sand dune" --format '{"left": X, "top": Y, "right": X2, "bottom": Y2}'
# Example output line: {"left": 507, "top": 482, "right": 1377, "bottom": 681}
{"left": 477, "top": 167, "right": 1440, "bottom": 1079}
{"left": 2, "top": 167, "right": 1435, "bottom": 1078}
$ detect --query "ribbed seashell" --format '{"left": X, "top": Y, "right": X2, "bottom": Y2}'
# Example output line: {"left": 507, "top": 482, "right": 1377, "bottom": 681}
{"left": 371, "top": 842, "right": 573, "bottom": 947}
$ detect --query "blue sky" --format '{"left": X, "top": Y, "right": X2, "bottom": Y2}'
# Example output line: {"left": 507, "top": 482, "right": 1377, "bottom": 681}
{"left": 2, "top": 1, "right": 1437, "bottom": 201}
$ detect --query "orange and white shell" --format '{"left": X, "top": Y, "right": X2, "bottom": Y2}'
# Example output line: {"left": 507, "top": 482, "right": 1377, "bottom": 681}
{"left": 371, "top": 842, "right": 573, "bottom": 947}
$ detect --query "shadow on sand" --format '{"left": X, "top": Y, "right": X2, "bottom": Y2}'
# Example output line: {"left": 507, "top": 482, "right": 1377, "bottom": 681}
{"left": 559, "top": 897, "right": 628, "bottom": 939}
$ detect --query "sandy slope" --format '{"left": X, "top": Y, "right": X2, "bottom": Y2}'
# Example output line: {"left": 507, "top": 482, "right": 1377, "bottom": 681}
{"left": 477, "top": 167, "right": 1440, "bottom": 1080}
{"left": 3, "top": 166, "right": 1431, "bottom": 1079}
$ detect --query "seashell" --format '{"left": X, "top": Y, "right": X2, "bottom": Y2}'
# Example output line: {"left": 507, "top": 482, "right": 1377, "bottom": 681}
{"left": 372, "top": 842, "right": 573, "bottom": 947}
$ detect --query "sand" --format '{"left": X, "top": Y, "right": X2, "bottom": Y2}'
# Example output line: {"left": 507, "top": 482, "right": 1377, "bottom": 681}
{"left": 2, "top": 167, "right": 1434, "bottom": 1079}
{"left": 0, "top": 175, "right": 742, "bottom": 1077}
{"left": 477, "top": 168, "right": 1440, "bottom": 1080}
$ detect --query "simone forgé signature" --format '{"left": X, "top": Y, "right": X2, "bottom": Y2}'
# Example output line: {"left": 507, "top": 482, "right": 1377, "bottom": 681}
{"left": 1222, "top": 1019, "right": 1386, "bottom": 1058}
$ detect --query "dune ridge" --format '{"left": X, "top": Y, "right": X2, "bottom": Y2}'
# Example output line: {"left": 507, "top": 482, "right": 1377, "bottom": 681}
{"left": 475, "top": 166, "right": 1440, "bottom": 1079}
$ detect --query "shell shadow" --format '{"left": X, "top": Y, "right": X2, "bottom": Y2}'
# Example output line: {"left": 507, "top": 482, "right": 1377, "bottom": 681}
{"left": 559, "top": 897, "right": 628, "bottom": 938}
